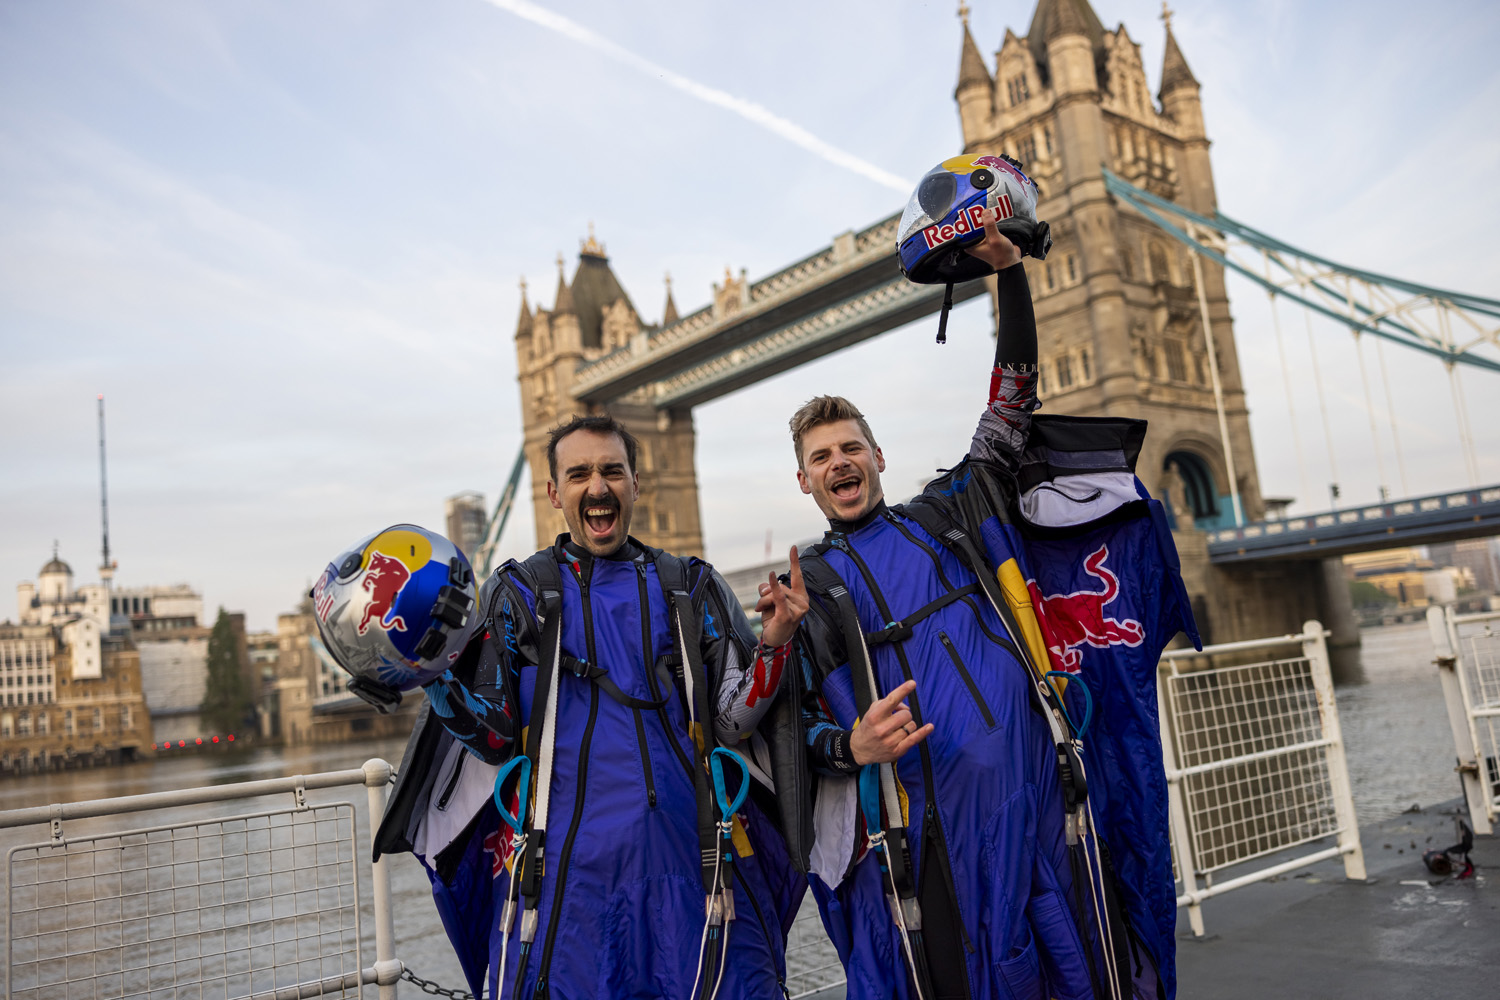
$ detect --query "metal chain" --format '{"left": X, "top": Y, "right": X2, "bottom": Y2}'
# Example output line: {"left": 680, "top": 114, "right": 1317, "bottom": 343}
{"left": 399, "top": 967, "right": 475, "bottom": 1000}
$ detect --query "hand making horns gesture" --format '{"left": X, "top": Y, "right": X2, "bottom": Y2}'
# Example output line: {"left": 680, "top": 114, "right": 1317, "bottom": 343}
{"left": 755, "top": 546, "right": 810, "bottom": 649}
{"left": 851, "top": 679, "right": 934, "bottom": 765}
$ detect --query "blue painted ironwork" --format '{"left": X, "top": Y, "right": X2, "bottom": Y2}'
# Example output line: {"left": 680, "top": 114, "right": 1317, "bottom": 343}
{"left": 1103, "top": 169, "right": 1500, "bottom": 374}
{"left": 1207, "top": 484, "right": 1500, "bottom": 564}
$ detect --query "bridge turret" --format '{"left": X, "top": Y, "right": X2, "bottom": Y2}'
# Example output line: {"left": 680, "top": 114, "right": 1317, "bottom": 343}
{"left": 954, "top": 6, "right": 994, "bottom": 144}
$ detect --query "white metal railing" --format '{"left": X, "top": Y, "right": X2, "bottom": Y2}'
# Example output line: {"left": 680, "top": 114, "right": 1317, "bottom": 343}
{"left": 2, "top": 759, "right": 401, "bottom": 1000}
{"left": 1158, "top": 620, "right": 1367, "bottom": 936}
{"left": 1428, "top": 604, "right": 1500, "bottom": 834}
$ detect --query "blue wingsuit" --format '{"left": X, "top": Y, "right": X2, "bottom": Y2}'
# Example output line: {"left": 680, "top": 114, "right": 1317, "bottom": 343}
{"left": 786, "top": 263, "right": 1198, "bottom": 1000}
{"left": 374, "top": 537, "right": 804, "bottom": 1000}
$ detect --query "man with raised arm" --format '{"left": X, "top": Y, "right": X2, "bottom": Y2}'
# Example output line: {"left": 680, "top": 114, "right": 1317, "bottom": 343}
{"left": 776, "top": 158, "right": 1198, "bottom": 1000}
{"left": 372, "top": 414, "right": 807, "bottom": 1000}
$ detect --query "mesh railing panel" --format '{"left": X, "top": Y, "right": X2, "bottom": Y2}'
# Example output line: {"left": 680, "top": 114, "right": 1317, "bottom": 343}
{"left": 6, "top": 804, "right": 362, "bottom": 1000}
{"left": 1167, "top": 656, "right": 1340, "bottom": 873}
{"left": 1458, "top": 618, "right": 1500, "bottom": 803}
{"left": 784, "top": 898, "right": 843, "bottom": 999}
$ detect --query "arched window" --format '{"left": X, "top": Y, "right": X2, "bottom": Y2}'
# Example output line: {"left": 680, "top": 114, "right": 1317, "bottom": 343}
{"left": 1164, "top": 451, "right": 1220, "bottom": 526}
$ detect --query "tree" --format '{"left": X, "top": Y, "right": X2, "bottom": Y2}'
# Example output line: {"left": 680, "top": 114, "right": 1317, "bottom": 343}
{"left": 200, "top": 608, "right": 252, "bottom": 736}
{"left": 1348, "top": 580, "right": 1394, "bottom": 607}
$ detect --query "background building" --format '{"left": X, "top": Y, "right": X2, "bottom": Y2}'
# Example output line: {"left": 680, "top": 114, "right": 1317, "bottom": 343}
{"left": 445, "top": 491, "right": 487, "bottom": 559}
{"left": 1, "top": 554, "right": 154, "bottom": 773}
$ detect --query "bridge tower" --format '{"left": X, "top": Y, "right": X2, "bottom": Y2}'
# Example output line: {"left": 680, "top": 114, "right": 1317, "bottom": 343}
{"left": 957, "top": 0, "right": 1261, "bottom": 527}
{"left": 515, "top": 230, "right": 705, "bottom": 556}
{"left": 956, "top": 1, "right": 1355, "bottom": 650}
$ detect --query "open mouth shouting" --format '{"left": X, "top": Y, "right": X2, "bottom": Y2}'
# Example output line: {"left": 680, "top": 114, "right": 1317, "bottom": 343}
{"left": 830, "top": 473, "right": 862, "bottom": 501}
{"left": 579, "top": 495, "right": 621, "bottom": 542}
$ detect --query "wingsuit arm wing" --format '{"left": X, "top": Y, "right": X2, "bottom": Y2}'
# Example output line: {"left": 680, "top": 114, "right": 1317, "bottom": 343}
{"left": 419, "top": 569, "right": 533, "bottom": 764}
{"left": 968, "top": 261, "right": 1040, "bottom": 471}
{"left": 796, "top": 591, "right": 860, "bottom": 777}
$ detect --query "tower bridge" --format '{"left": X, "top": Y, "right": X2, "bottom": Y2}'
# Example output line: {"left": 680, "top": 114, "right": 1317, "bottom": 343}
{"left": 509, "top": 0, "right": 1498, "bottom": 658}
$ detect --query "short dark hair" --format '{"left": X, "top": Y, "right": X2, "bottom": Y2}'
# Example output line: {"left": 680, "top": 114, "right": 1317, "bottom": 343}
{"left": 546, "top": 413, "right": 639, "bottom": 482}
{"left": 789, "top": 395, "right": 879, "bottom": 469}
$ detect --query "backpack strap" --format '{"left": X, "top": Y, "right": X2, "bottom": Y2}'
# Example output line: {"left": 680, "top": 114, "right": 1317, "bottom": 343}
{"left": 651, "top": 554, "right": 720, "bottom": 891}
{"left": 652, "top": 550, "right": 746, "bottom": 999}
{"left": 507, "top": 547, "right": 564, "bottom": 995}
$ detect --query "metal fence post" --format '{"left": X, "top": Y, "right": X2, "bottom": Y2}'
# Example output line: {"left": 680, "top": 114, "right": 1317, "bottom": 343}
{"left": 1302, "top": 620, "right": 1367, "bottom": 881}
{"left": 1157, "top": 663, "right": 1205, "bottom": 936}
{"left": 1430, "top": 606, "right": 1496, "bottom": 833}
{"left": 364, "top": 758, "right": 402, "bottom": 999}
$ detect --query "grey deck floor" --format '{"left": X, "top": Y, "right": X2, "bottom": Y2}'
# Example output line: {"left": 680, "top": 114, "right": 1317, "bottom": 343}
{"left": 795, "top": 801, "right": 1497, "bottom": 999}
{"left": 1176, "top": 800, "right": 1497, "bottom": 999}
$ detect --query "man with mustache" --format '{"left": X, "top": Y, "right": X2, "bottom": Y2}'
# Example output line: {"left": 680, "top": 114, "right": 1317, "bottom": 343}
{"left": 376, "top": 414, "right": 809, "bottom": 1000}
{"left": 777, "top": 208, "right": 1196, "bottom": 1000}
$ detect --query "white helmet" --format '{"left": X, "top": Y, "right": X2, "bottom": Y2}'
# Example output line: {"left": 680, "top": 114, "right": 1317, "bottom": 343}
{"left": 310, "top": 524, "right": 475, "bottom": 711}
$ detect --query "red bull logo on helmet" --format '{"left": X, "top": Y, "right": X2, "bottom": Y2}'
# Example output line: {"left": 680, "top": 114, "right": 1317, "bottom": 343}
{"left": 357, "top": 551, "right": 411, "bottom": 635}
{"left": 921, "top": 194, "right": 1015, "bottom": 251}
{"left": 1026, "top": 545, "right": 1144, "bottom": 673}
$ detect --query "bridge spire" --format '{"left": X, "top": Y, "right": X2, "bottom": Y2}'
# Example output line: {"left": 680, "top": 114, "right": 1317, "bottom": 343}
{"left": 515, "top": 276, "right": 532, "bottom": 336}
{"left": 662, "top": 272, "right": 679, "bottom": 326}
{"left": 552, "top": 252, "right": 575, "bottom": 315}
{"left": 956, "top": 5, "right": 991, "bottom": 95}
{"left": 1159, "top": 2, "right": 1199, "bottom": 97}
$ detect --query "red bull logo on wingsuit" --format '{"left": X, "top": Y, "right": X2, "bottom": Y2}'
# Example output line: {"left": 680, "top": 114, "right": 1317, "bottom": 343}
{"left": 357, "top": 551, "right": 411, "bottom": 635}
{"left": 1026, "top": 544, "right": 1144, "bottom": 672}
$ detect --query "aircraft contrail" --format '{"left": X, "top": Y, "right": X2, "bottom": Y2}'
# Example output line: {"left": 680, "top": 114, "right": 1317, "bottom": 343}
{"left": 482, "top": 0, "right": 913, "bottom": 194}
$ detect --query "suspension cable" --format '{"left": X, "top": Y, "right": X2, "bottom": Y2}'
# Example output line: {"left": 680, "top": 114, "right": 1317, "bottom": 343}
{"left": 1190, "top": 242, "right": 1243, "bottom": 526}
{"left": 1265, "top": 252, "right": 1312, "bottom": 510}
{"left": 1372, "top": 310, "right": 1410, "bottom": 496}
{"left": 1352, "top": 333, "right": 1390, "bottom": 499}
{"left": 1302, "top": 301, "right": 1341, "bottom": 507}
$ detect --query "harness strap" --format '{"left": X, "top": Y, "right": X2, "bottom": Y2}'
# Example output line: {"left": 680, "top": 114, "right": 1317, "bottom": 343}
{"left": 558, "top": 654, "right": 669, "bottom": 710}
{"left": 800, "top": 548, "right": 933, "bottom": 1000}
{"left": 897, "top": 502, "right": 1075, "bottom": 747}
{"left": 863, "top": 583, "right": 981, "bottom": 646}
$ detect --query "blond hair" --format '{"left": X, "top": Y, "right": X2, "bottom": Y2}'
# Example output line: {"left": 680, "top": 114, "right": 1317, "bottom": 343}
{"left": 789, "top": 395, "right": 879, "bottom": 469}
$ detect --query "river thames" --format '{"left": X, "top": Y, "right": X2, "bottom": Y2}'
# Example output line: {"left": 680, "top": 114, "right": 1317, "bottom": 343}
{"left": 0, "top": 622, "right": 1466, "bottom": 997}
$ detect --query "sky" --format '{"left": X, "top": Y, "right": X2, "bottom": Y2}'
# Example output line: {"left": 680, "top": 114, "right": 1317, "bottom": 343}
{"left": 2, "top": 0, "right": 1498, "bottom": 632}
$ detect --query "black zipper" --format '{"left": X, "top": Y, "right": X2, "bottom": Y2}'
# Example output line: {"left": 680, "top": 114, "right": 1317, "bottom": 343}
{"left": 637, "top": 562, "right": 694, "bottom": 780}
{"left": 884, "top": 511, "right": 1021, "bottom": 657}
{"left": 835, "top": 536, "right": 975, "bottom": 960}
{"left": 630, "top": 709, "right": 656, "bottom": 807}
{"left": 435, "top": 747, "right": 465, "bottom": 809}
{"left": 532, "top": 560, "right": 603, "bottom": 993}
{"left": 938, "top": 632, "right": 995, "bottom": 729}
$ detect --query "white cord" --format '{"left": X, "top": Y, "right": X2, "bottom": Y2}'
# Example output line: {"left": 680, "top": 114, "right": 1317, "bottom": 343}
{"left": 688, "top": 848, "right": 724, "bottom": 1000}
{"left": 496, "top": 832, "right": 524, "bottom": 992}
{"left": 707, "top": 911, "right": 732, "bottom": 1000}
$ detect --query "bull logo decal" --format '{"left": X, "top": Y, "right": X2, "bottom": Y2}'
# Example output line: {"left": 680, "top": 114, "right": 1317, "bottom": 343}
{"left": 1026, "top": 545, "right": 1144, "bottom": 673}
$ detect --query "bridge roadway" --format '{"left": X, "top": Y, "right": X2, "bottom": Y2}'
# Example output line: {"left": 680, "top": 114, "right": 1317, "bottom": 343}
{"left": 1207, "top": 483, "right": 1500, "bottom": 564}
{"left": 570, "top": 212, "right": 988, "bottom": 409}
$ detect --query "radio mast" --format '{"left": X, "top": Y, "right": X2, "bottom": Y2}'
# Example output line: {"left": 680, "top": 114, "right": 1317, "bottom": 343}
{"left": 98, "top": 394, "right": 115, "bottom": 586}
